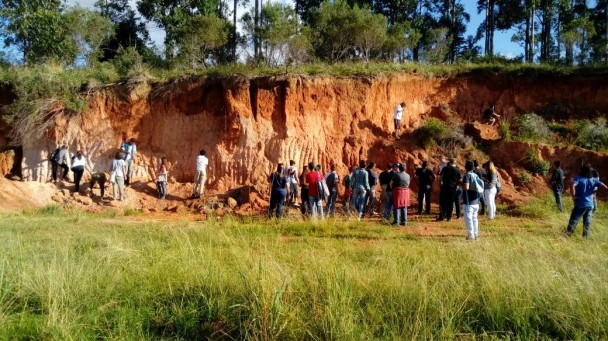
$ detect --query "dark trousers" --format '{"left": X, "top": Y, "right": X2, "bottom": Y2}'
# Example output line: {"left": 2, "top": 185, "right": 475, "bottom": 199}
{"left": 418, "top": 185, "right": 432, "bottom": 214}
{"left": 51, "top": 162, "right": 69, "bottom": 181}
{"left": 326, "top": 189, "right": 338, "bottom": 216}
{"left": 300, "top": 186, "right": 309, "bottom": 215}
{"left": 72, "top": 166, "right": 84, "bottom": 192}
{"left": 157, "top": 181, "right": 167, "bottom": 199}
{"left": 439, "top": 186, "right": 456, "bottom": 219}
{"left": 566, "top": 206, "right": 593, "bottom": 238}
{"left": 479, "top": 194, "right": 486, "bottom": 215}
{"left": 553, "top": 188, "right": 563, "bottom": 212}
{"left": 269, "top": 189, "right": 287, "bottom": 218}
{"left": 90, "top": 178, "right": 106, "bottom": 198}
{"left": 454, "top": 187, "right": 463, "bottom": 219}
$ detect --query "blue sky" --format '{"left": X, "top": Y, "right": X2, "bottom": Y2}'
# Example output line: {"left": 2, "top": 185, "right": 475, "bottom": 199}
{"left": 5, "top": 0, "right": 520, "bottom": 62}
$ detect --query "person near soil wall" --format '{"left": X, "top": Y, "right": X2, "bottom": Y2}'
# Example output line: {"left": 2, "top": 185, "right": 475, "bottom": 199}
{"left": 365, "top": 162, "right": 378, "bottom": 216}
{"left": 473, "top": 160, "right": 486, "bottom": 215}
{"left": 349, "top": 160, "right": 370, "bottom": 220}
{"left": 70, "top": 150, "right": 87, "bottom": 192}
{"left": 268, "top": 163, "right": 287, "bottom": 218}
{"left": 393, "top": 101, "right": 406, "bottom": 139}
{"left": 551, "top": 160, "right": 565, "bottom": 212}
{"left": 306, "top": 163, "right": 324, "bottom": 219}
{"left": 299, "top": 167, "right": 310, "bottom": 215}
{"left": 192, "top": 149, "right": 208, "bottom": 199}
{"left": 463, "top": 160, "right": 481, "bottom": 240}
{"left": 50, "top": 145, "right": 69, "bottom": 182}
{"left": 391, "top": 163, "right": 410, "bottom": 226}
{"left": 482, "top": 161, "right": 498, "bottom": 220}
{"left": 437, "top": 159, "right": 461, "bottom": 221}
{"left": 379, "top": 163, "right": 394, "bottom": 220}
{"left": 156, "top": 157, "right": 168, "bottom": 200}
{"left": 565, "top": 163, "right": 607, "bottom": 238}
{"left": 285, "top": 160, "right": 300, "bottom": 207}
{"left": 342, "top": 167, "right": 353, "bottom": 214}
{"left": 123, "top": 138, "right": 137, "bottom": 186}
{"left": 325, "top": 164, "right": 340, "bottom": 217}
{"left": 415, "top": 161, "right": 435, "bottom": 215}
{"left": 111, "top": 151, "right": 127, "bottom": 201}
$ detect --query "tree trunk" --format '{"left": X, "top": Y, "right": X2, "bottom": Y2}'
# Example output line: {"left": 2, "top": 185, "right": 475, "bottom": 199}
{"left": 233, "top": 0, "right": 237, "bottom": 60}
{"left": 254, "top": 0, "right": 259, "bottom": 61}
{"left": 530, "top": 3, "right": 535, "bottom": 63}
{"left": 525, "top": 13, "right": 530, "bottom": 62}
{"left": 485, "top": 0, "right": 490, "bottom": 56}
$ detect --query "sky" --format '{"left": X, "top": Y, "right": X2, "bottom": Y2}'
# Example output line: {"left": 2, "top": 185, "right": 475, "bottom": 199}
{"left": 60, "top": 0, "right": 522, "bottom": 60}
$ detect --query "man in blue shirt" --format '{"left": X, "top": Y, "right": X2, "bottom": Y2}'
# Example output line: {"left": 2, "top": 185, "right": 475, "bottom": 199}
{"left": 565, "top": 163, "right": 607, "bottom": 238}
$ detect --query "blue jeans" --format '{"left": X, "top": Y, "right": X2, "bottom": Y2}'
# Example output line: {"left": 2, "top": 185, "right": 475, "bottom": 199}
{"left": 393, "top": 207, "right": 407, "bottom": 225}
{"left": 309, "top": 195, "right": 324, "bottom": 219}
{"left": 156, "top": 181, "right": 167, "bottom": 199}
{"left": 268, "top": 189, "right": 287, "bottom": 218}
{"left": 365, "top": 189, "right": 376, "bottom": 215}
{"left": 349, "top": 188, "right": 367, "bottom": 219}
{"left": 383, "top": 191, "right": 393, "bottom": 220}
{"left": 326, "top": 189, "right": 338, "bottom": 216}
{"left": 553, "top": 188, "right": 563, "bottom": 212}
{"left": 566, "top": 206, "right": 593, "bottom": 238}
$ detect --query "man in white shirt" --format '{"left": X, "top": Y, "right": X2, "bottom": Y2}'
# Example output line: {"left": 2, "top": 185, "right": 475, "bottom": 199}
{"left": 192, "top": 149, "right": 209, "bottom": 198}
{"left": 394, "top": 101, "right": 406, "bottom": 139}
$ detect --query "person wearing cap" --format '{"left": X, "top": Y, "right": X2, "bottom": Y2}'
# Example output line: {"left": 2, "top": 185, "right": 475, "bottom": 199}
{"left": 390, "top": 163, "right": 410, "bottom": 226}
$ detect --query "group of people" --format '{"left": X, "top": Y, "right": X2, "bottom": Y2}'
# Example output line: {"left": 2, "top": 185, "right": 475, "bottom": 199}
{"left": 266, "top": 156, "right": 606, "bottom": 240}
{"left": 266, "top": 157, "right": 503, "bottom": 237}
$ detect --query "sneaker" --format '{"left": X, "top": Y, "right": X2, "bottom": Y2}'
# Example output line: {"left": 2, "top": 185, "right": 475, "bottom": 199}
{"left": 294, "top": 203, "right": 300, "bottom": 207}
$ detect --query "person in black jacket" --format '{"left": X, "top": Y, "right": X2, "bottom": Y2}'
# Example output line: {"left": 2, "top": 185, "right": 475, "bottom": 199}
{"left": 436, "top": 159, "right": 461, "bottom": 221}
{"left": 415, "top": 161, "right": 435, "bottom": 215}
{"left": 551, "top": 160, "right": 565, "bottom": 212}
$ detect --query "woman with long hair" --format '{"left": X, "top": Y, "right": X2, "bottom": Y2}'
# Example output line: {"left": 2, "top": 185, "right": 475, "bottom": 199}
{"left": 70, "top": 150, "right": 87, "bottom": 192}
{"left": 483, "top": 161, "right": 498, "bottom": 220}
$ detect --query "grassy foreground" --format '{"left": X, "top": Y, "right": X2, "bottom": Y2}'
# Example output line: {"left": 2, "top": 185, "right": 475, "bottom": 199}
{"left": 1, "top": 199, "right": 608, "bottom": 340}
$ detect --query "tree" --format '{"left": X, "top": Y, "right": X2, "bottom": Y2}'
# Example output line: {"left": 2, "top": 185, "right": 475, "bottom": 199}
{"left": 95, "top": 0, "right": 152, "bottom": 62}
{"left": 422, "top": 27, "right": 452, "bottom": 63}
{"left": 63, "top": 6, "right": 114, "bottom": 66}
{"left": 383, "top": 21, "right": 422, "bottom": 61}
{"left": 176, "top": 15, "right": 229, "bottom": 68}
{"left": 351, "top": 6, "right": 387, "bottom": 63}
{"left": 0, "top": 0, "right": 72, "bottom": 64}
{"left": 243, "top": 3, "right": 311, "bottom": 66}
{"left": 137, "top": 0, "right": 221, "bottom": 60}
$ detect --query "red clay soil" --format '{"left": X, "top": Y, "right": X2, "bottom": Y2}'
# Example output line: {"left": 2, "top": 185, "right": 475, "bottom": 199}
{"left": 1, "top": 72, "right": 608, "bottom": 213}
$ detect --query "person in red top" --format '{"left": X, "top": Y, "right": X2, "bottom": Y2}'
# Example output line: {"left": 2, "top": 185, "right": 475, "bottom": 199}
{"left": 305, "top": 162, "right": 325, "bottom": 219}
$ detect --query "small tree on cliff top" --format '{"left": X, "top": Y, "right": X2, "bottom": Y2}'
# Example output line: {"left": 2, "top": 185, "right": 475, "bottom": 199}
{"left": 176, "top": 15, "right": 230, "bottom": 68}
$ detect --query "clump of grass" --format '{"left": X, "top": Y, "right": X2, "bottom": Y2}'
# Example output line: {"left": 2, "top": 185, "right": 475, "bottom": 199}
{"left": 518, "top": 170, "right": 532, "bottom": 184}
{"left": 414, "top": 119, "right": 472, "bottom": 154}
{"left": 574, "top": 118, "right": 608, "bottom": 151}
{"left": 499, "top": 118, "right": 512, "bottom": 141}
{"left": 514, "top": 113, "right": 552, "bottom": 143}
{"left": 527, "top": 149, "right": 550, "bottom": 175}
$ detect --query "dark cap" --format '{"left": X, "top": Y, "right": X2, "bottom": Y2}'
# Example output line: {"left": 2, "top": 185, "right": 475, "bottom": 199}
{"left": 393, "top": 163, "right": 400, "bottom": 168}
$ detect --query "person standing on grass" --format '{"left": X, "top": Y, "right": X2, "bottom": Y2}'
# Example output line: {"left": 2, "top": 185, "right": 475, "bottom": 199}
{"left": 70, "top": 150, "right": 87, "bottom": 192}
{"left": 300, "top": 166, "right": 310, "bottom": 215}
{"left": 285, "top": 160, "right": 300, "bottom": 207}
{"left": 393, "top": 101, "right": 406, "bottom": 139}
{"left": 415, "top": 161, "right": 435, "bottom": 215}
{"left": 268, "top": 163, "right": 288, "bottom": 218}
{"left": 463, "top": 160, "right": 482, "bottom": 240}
{"left": 436, "top": 156, "right": 448, "bottom": 217}
{"left": 391, "top": 163, "right": 410, "bottom": 226}
{"left": 437, "top": 158, "right": 461, "bottom": 221}
{"left": 591, "top": 168, "right": 600, "bottom": 213}
{"left": 192, "top": 149, "right": 208, "bottom": 199}
{"left": 483, "top": 161, "right": 498, "bottom": 220}
{"left": 379, "top": 163, "right": 394, "bottom": 220}
{"left": 306, "top": 162, "right": 324, "bottom": 219}
{"left": 473, "top": 160, "right": 486, "bottom": 215}
{"left": 156, "top": 157, "right": 168, "bottom": 200}
{"left": 50, "top": 145, "right": 69, "bottom": 182}
{"left": 111, "top": 151, "right": 127, "bottom": 201}
{"left": 551, "top": 160, "right": 565, "bottom": 212}
{"left": 365, "top": 162, "right": 378, "bottom": 216}
{"left": 342, "top": 166, "right": 354, "bottom": 212}
{"left": 325, "top": 164, "right": 340, "bottom": 217}
{"left": 349, "top": 160, "right": 370, "bottom": 220}
{"left": 565, "top": 163, "right": 607, "bottom": 238}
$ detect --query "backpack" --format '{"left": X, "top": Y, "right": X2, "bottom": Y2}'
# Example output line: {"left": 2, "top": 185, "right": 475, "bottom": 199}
{"left": 468, "top": 171, "right": 485, "bottom": 195}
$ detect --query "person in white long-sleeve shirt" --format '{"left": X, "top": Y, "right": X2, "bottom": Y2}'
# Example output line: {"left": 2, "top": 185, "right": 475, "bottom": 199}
{"left": 192, "top": 149, "right": 209, "bottom": 198}
{"left": 70, "top": 150, "right": 88, "bottom": 192}
{"left": 122, "top": 138, "right": 137, "bottom": 186}
{"left": 393, "top": 101, "right": 406, "bottom": 139}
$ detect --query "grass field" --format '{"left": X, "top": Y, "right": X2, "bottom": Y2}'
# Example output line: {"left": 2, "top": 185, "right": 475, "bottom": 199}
{"left": 1, "top": 197, "right": 607, "bottom": 340}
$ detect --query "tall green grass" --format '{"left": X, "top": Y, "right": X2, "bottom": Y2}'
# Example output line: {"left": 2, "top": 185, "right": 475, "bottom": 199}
{"left": 0, "top": 203, "right": 607, "bottom": 339}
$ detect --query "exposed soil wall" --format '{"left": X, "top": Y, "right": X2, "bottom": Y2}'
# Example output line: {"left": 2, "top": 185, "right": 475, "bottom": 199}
{"left": 3, "top": 72, "right": 608, "bottom": 201}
